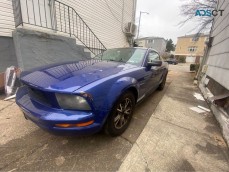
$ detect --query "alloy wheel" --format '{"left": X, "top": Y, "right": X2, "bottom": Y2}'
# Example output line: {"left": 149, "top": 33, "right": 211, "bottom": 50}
{"left": 114, "top": 98, "right": 133, "bottom": 129}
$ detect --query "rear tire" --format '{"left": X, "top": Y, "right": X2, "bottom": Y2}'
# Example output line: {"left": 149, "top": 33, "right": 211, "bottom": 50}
{"left": 158, "top": 72, "right": 167, "bottom": 91}
{"left": 104, "top": 91, "right": 135, "bottom": 137}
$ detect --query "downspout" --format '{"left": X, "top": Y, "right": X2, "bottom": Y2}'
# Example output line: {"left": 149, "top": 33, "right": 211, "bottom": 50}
{"left": 121, "top": 0, "right": 125, "bottom": 33}
{"left": 132, "top": 0, "right": 137, "bottom": 46}
{"left": 133, "top": 0, "right": 137, "bottom": 24}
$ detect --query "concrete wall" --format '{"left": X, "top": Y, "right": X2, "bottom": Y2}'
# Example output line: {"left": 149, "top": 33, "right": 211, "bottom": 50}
{"left": 0, "top": 36, "right": 17, "bottom": 72}
{"left": 13, "top": 28, "right": 89, "bottom": 70}
{"left": 205, "top": 1, "right": 229, "bottom": 90}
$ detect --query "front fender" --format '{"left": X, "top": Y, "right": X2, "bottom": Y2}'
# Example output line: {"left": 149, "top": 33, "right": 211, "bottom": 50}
{"left": 103, "top": 77, "right": 139, "bottom": 110}
{"left": 95, "top": 77, "right": 139, "bottom": 125}
{"left": 75, "top": 75, "right": 140, "bottom": 125}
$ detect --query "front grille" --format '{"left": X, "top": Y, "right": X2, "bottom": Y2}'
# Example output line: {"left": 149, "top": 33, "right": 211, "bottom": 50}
{"left": 27, "top": 87, "right": 52, "bottom": 107}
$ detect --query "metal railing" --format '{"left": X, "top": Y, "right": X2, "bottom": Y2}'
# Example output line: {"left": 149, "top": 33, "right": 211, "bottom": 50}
{"left": 13, "top": 0, "right": 106, "bottom": 56}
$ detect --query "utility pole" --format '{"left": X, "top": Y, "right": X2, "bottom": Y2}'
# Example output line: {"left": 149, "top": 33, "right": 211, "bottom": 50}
{"left": 136, "top": 11, "right": 149, "bottom": 40}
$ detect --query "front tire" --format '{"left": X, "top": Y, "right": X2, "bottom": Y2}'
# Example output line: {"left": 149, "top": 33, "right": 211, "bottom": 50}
{"left": 104, "top": 91, "right": 135, "bottom": 136}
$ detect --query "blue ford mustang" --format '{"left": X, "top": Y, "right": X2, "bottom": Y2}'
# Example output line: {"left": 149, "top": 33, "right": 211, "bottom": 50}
{"left": 16, "top": 48, "right": 168, "bottom": 136}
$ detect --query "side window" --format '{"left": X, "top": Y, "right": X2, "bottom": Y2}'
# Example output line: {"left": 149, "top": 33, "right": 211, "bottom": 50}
{"left": 147, "top": 51, "right": 160, "bottom": 62}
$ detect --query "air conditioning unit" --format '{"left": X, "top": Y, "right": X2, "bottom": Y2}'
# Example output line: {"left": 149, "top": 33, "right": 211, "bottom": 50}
{"left": 124, "top": 22, "right": 137, "bottom": 36}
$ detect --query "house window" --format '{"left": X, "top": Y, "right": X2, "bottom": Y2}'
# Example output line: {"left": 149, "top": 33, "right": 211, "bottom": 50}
{"left": 192, "top": 37, "right": 199, "bottom": 42}
{"left": 188, "top": 46, "right": 197, "bottom": 52}
{"left": 148, "top": 40, "right": 154, "bottom": 44}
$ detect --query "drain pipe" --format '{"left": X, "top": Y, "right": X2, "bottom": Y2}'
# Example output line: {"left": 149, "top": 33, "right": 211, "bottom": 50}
{"left": 121, "top": 0, "right": 125, "bottom": 34}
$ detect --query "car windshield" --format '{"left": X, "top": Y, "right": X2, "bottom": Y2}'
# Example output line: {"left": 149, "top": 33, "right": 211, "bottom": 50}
{"left": 95, "top": 48, "right": 147, "bottom": 66}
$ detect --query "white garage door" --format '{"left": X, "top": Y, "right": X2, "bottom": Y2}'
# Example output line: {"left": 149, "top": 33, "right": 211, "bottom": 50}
{"left": 186, "top": 56, "right": 196, "bottom": 63}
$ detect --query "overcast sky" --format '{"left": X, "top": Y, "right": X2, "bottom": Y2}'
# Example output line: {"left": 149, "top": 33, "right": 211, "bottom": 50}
{"left": 136, "top": 0, "right": 197, "bottom": 44}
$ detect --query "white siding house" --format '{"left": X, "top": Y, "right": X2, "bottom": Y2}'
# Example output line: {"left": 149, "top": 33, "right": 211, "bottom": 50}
{"left": 205, "top": 1, "right": 229, "bottom": 89}
{"left": 136, "top": 37, "right": 167, "bottom": 54}
{"left": 61, "top": 0, "right": 136, "bottom": 48}
{"left": 0, "top": 0, "right": 136, "bottom": 48}
{"left": 199, "top": 0, "right": 229, "bottom": 145}
{"left": 0, "top": 0, "right": 15, "bottom": 36}
{"left": 0, "top": 0, "right": 137, "bottom": 72}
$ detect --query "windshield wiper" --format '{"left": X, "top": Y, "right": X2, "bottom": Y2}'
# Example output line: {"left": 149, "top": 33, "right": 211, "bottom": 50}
{"left": 119, "top": 58, "right": 124, "bottom": 62}
{"left": 107, "top": 59, "right": 116, "bottom": 62}
{"left": 106, "top": 59, "right": 125, "bottom": 63}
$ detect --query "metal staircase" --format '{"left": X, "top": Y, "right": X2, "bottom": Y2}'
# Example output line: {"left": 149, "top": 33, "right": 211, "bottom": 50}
{"left": 13, "top": 0, "right": 106, "bottom": 56}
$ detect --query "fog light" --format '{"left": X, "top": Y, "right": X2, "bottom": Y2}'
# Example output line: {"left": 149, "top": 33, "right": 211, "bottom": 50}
{"left": 55, "top": 120, "right": 94, "bottom": 128}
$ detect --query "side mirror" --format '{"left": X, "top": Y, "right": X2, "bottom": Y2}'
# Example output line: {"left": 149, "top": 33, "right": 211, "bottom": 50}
{"left": 147, "top": 60, "right": 162, "bottom": 67}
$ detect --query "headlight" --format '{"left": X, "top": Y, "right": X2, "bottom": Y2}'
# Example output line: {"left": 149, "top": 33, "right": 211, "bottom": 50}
{"left": 55, "top": 93, "right": 91, "bottom": 110}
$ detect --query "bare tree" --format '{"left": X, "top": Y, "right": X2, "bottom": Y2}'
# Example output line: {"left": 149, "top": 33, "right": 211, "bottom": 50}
{"left": 179, "top": 0, "right": 217, "bottom": 34}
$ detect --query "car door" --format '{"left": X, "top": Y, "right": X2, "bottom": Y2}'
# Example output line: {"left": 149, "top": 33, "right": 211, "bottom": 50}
{"left": 151, "top": 52, "right": 164, "bottom": 83}
{"left": 143, "top": 50, "right": 162, "bottom": 94}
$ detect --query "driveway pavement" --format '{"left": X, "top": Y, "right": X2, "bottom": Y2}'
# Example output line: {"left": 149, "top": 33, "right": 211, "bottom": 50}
{"left": 119, "top": 64, "right": 229, "bottom": 171}
{"left": 0, "top": 64, "right": 228, "bottom": 171}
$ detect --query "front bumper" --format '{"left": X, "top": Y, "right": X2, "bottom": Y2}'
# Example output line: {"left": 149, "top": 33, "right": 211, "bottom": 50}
{"left": 16, "top": 86, "right": 104, "bottom": 135}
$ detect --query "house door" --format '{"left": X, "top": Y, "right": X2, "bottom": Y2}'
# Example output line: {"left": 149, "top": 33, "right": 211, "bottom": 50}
{"left": 20, "top": 0, "right": 55, "bottom": 29}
